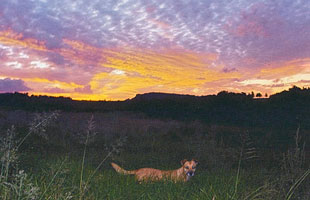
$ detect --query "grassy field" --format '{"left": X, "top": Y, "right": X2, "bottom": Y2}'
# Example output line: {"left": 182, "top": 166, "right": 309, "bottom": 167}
{"left": 0, "top": 110, "right": 309, "bottom": 199}
{"left": 12, "top": 155, "right": 278, "bottom": 200}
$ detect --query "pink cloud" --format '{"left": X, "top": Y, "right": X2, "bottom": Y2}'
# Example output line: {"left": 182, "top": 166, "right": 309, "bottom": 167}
{"left": 74, "top": 85, "right": 92, "bottom": 94}
{"left": 43, "top": 87, "right": 67, "bottom": 93}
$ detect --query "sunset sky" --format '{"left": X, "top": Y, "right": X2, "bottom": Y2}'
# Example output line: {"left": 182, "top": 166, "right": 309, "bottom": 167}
{"left": 0, "top": 0, "right": 310, "bottom": 100}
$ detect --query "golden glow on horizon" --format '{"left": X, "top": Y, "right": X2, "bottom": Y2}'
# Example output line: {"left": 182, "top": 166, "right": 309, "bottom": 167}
{"left": 87, "top": 48, "right": 241, "bottom": 100}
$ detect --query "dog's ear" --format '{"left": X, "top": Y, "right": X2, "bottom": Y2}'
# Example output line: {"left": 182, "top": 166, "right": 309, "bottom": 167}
{"left": 193, "top": 159, "right": 199, "bottom": 165}
{"left": 180, "top": 159, "right": 187, "bottom": 166}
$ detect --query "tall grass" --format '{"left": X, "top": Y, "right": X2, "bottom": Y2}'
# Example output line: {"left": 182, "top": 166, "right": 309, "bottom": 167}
{"left": 0, "top": 111, "right": 59, "bottom": 200}
{"left": 0, "top": 111, "right": 309, "bottom": 199}
{"left": 39, "top": 157, "right": 68, "bottom": 200}
{"left": 79, "top": 115, "right": 93, "bottom": 199}
{"left": 78, "top": 115, "right": 127, "bottom": 199}
{"left": 281, "top": 124, "right": 310, "bottom": 200}
{"left": 285, "top": 169, "right": 310, "bottom": 200}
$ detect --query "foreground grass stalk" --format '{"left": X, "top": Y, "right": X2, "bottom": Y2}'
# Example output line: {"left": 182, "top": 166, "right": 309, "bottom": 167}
{"left": 231, "top": 148, "right": 243, "bottom": 199}
{"left": 79, "top": 117, "right": 125, "bottom": 199}
{"left": 3, "top": 127, "right": 14, "bottom": 200}
{"left": 16, "top": 112, "right": 59, "bottom": 150}
{"left": 83, "top": 151, "right": 113, "bottom": 191}
{"left": 17, "top": 171, "right": 24, "bottom": 200}
{"left": 39, "top": 158, "right": 67, "bottom": 200}
{"left": 244, "top": 183, "right": 274, "bottom": 200}
{"left": 79, "top": 132, "right": 89, "bottom": 200}
{"left": 285, "top": 169, "right": 310, "bottom": 200}
{"left": 79, "top": 115, "right": 95, "bottom": 200}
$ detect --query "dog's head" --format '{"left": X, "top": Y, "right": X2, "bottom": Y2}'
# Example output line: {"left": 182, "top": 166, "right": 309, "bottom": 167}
{"left": 181, "top": 159, "right": 198, "bottom": 177}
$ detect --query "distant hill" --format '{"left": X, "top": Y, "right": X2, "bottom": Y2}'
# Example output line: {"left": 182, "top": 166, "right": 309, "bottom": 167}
{"left": 1, "top": 86, "right": 310, "bottom": 128}
{"left": 132, "top": 92, "right": 200, "bottom": 100}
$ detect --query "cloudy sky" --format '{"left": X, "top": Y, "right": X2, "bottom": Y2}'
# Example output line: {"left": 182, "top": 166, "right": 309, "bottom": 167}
{"left": 0, "top": 0, "right": 310, "bottom": 100}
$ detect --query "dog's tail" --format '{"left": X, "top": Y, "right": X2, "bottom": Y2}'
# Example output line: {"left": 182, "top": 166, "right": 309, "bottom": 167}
{"left": 111, "top": 162, "right": 136, "bottom": 175}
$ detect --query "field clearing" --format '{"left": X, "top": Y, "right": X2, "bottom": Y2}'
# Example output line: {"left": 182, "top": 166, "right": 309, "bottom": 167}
{"left": 0, "top": 110, "right": 309, "bottom": 199}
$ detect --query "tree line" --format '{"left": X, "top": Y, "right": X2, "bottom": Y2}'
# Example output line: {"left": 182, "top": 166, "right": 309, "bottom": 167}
{"left": 0, "top": 86, "right": 309, "bottom": 129}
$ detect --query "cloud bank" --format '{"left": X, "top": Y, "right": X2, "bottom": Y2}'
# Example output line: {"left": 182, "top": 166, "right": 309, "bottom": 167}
{"left": 0, "top": 78, "right": 30, "bottom": 92}
{"left": 0, "top": 0, "right": 309, "bottom": 100}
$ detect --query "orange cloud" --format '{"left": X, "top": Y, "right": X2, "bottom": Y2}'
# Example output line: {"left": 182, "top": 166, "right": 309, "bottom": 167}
{"left": 259, "top": 59, "right": 310, "bottom": 78}
{"left": 236, "top": 58, "right": 310, "bottom": 95}
{"left": 87, "top": 48, "right": 240, "bottom": 100}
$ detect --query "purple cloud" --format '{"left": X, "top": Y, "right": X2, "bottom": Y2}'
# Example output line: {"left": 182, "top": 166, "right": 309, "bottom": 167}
{"left": 0, "top": 78, "right": 30, "bottom": 92}
{"left": 43, "top": 87, "right": 67, "bottom": 93}
{"left": 74, "top": 85, "right": 92, "bottom": 94}
{"left": 222, "top": 68, "right": 238, "bottom": 73}
{"left": 1, "top": 0, "right": 310, "bottom": 69}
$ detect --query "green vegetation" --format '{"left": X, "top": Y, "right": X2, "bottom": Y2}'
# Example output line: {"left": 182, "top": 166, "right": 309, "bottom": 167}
{"left": 2, "top": 157, "right": 280, "bottom": 200}
{"left": 0, "top": 109, "right": 309, "bottom": 199}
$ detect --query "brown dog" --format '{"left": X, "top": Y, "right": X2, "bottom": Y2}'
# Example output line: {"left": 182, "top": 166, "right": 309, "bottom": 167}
{"left": 111, "top": 159, "right": 198, "bottom": 182}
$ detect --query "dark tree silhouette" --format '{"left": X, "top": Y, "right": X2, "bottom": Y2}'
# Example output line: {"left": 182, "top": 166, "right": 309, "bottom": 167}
{"left": 0, "top": 86, "right": 310, "bottom": 129}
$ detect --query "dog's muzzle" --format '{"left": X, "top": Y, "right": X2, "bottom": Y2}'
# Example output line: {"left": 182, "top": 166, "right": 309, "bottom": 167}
{"left": 186, "top": 171, "right": 195, "bottom": 177}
